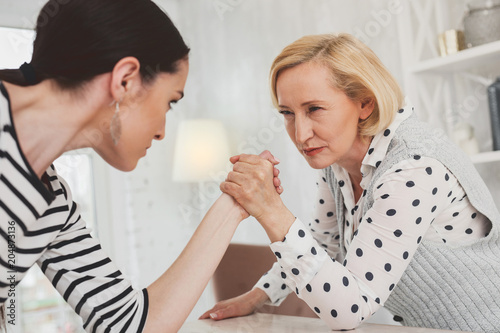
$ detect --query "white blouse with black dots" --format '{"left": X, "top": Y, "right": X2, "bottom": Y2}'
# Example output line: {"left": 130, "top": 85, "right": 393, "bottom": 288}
{"left": 254, "top": 107, "right": 491, "bottom": 329}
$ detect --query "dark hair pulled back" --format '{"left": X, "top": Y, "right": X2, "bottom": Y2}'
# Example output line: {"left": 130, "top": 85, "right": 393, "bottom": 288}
{"left": 0, "top": 0, "right": 190, "bottom": 89}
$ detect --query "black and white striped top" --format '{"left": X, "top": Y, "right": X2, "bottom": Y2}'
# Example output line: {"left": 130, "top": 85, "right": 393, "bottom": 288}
{"left": 0, "top": 82, "right": 148, "bottom": 333}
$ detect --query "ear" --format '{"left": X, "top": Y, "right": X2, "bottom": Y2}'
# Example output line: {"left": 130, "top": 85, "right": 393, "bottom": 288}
{"left": 109, "top": 57, "right": 141, "bottom": 102}
{"left": 359, "top": 97, "right": 375, "bottom": 120}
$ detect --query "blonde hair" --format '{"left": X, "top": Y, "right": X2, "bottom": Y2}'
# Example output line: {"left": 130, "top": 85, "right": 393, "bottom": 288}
{"left": 269, "top": 33, "right": 404, "bottom": 137}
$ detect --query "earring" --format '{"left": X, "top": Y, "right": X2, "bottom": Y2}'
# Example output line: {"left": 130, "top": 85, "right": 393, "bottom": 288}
{"left": 110, "top": 100, "right": 122, "bottom": 145}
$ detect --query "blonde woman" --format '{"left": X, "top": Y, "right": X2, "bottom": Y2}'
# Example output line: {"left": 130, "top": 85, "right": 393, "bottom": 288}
{"left": 203, "top": 34, "right": 500, "bottom": 332}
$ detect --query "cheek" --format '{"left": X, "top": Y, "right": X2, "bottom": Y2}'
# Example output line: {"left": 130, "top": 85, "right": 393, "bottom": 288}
{"left": 330, "top": 112, "right": 358, "bottom": 134}
{"left": 285, "top": 120, "right": 296, "bottom": 142}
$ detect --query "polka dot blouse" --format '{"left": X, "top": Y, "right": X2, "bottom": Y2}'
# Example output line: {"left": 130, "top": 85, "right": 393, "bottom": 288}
{"left": 254, "top": 107, "right": 491, "bottom": 329}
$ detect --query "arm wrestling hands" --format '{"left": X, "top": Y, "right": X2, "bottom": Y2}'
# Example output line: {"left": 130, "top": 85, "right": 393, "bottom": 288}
{"left": 223, "top": 151, "right": 296, "bottom": 242}
{"left": 200, "top": 150, "right": 296, "bottom": 321}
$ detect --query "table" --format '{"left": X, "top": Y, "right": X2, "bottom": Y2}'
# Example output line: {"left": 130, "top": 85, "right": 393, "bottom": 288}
{"left": 179, "top": 313, "right": 467, "bottom": 332}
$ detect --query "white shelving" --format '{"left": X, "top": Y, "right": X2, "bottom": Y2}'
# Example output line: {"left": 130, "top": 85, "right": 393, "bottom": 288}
{"left": 409, "top": 40, "right": 500, "bottom": 74}
{"left": 398, "top": 0, "right": 500, "bottom": 166}
{"left": 469, "top": 150, "right": 500, "bottom": 164}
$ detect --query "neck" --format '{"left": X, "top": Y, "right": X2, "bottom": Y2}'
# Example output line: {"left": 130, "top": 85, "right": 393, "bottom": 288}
{"left": 337, "top": 135, "right": 372, "bottom": 186}
{"left": 3, "top": 77, "right": 110, "bottom": 178}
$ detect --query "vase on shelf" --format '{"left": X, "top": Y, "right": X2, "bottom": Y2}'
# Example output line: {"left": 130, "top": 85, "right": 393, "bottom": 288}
{"left": 464, "top": 0, "right": 500, "bottom": 48}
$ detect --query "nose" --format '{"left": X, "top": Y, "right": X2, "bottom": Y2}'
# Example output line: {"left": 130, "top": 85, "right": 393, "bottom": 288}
{"left": 154, "top": 123, "right": 166, "bottom": 141}
{"left": 294, "top": 115, "right": 314, "bottom": 144}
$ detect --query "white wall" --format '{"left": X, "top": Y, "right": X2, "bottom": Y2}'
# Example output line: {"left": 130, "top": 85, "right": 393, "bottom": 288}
{"left": 0, "top": 0, "right": 404, "bottom": 323}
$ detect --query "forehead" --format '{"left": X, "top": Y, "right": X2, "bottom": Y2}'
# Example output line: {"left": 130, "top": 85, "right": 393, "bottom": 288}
{"left": 276, "top": 62, "right": 339, "bottom": 102}
{"left": 154, "top": 61, "right": 188, "bottom": 92}
{"left": 279, "top": 61, "right": 329, "bottom": 80}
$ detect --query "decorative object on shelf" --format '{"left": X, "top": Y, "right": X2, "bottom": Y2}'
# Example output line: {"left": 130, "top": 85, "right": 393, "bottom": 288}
{"left": 438, "top": 30, "right": 465, "bottom": 57}
{"left": 487, "top": 77, "right": 500, "bottom": 150}
{"left": 451, "top": 122, "right": 480, "bottom": 155}
{"left": 463, "top": 0, "right": 500, "bottom": 48}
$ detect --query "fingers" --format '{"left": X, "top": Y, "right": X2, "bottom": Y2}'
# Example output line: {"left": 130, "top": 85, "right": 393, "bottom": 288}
{"left": 258, "top": 150, "right": 280, "bottom": 165}
{"left": 273, "top": 166, "right": 282, "bottom": 195}
{"left": 199, "top": 310, "right": 212, "bottom": 319}
{"left": 273, "top": 176, "right": 281, "bottom": 188}
{"left": 220, "top": 181, "right": 241, "bottom": 198}
{"left": 230, "top": 159, "right": 273, "bottom": 185}
{"left": 207, "top": 308, "right": 230, "bottom": 321}
{"left": 199, "top": 305, "right": 217, "bottom": 319}
{"left": 208, "top": 305, "right": 248, "bottom": 321}
{"left": 276, "top": 185, "right": 283, "bottom": 195}
{"left": 229, "top": 154, "right": 263, "bottom": 165}
{"left": 229, "top": 155, "right": 240, "bottom": 164}
{"left": 199, "top": 307, "right": 223, "bottom": 320}
{"left": 199, "top": 301, "right": 227, "bottom": 319}
{"left": 227, "top": 152, "right": 283, "bottom": 196}
{"left": 199, "top": 304, "right": 240, "bottom": 321}
{"left": 230, "top": 150, "right": 280, "bottom": 166}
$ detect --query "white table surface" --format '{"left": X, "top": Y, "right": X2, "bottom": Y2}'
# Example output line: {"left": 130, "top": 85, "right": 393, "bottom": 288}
{"left": 179, "top": 313, "right": 467, "bottom": 332}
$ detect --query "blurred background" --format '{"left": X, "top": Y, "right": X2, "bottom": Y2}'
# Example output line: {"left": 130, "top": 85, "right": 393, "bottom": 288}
{"left": 2, "top": 0, "right": 500, "bottom": 331}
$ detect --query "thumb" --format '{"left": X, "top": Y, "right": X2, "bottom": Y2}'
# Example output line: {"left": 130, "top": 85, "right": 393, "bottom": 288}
{"left": 259, "top": 150, "right": 280, "bottom": 165}
{"left": 229, "top": 155, "right": 241, "bottom": 164}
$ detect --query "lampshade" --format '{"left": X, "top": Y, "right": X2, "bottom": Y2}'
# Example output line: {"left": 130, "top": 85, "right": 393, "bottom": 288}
{"left": 172, "top": 119, "right": 231, "bottom": 182}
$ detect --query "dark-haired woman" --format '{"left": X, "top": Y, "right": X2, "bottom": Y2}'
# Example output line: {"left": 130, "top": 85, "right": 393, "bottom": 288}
{"left": 0, "top": 0, "right": 280, "bottom": 332}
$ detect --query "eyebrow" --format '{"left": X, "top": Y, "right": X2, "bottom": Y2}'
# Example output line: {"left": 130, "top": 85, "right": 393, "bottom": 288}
{"left": 278, "top": 100, "right": 326, "bottom": 109}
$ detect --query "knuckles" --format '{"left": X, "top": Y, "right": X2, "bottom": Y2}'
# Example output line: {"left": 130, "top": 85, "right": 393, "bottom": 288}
{"left": 255, "top": 169, "right": 267, "bottom": 181}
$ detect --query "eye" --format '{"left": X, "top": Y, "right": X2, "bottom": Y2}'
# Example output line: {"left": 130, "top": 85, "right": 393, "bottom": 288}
{"left": 279, "top": 110, "right": 293, "bottom": 116}
{"left": 308, "top": 106, "right": 323, "bottom": 112}
{"left": 168, "top": 100, "right": 178, "bottom": 111}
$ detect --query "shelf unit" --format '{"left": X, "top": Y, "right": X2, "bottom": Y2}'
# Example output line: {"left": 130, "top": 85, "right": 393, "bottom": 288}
{"left": 470, "top": 150, "right": 500, "bottom": 164}
{"left": 409, "top": 40, "right": 500, "bottom": 74}
{"left": 397, "top": 0, "right": 500, "bottom": 165}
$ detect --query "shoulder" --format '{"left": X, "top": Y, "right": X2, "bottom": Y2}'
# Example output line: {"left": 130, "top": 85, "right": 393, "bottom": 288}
{"left": 376, "top": 156, "right": 451, "bottom": 189}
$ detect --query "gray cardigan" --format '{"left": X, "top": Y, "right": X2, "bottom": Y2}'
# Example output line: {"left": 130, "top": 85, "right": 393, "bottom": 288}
{"left": 325, "top": 113, "right": 500, "bottom": 332}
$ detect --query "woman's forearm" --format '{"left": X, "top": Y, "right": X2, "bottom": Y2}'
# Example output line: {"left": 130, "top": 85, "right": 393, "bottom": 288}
{"left": 144, "top": 193, "right": 243, "bottom": 333}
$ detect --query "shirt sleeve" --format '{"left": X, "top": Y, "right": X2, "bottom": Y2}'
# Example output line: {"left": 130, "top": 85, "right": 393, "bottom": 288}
{"left": 38, "top": 177, "right": 148, "bottom": 333}
{"left": 253, "top": 261, "right": 292, "bottom": 305}
{"left": 271, "top": 160, "right": 452, "bottom": 330}
{"left": 254, "top": 171, "right": 340, "bottom": 305}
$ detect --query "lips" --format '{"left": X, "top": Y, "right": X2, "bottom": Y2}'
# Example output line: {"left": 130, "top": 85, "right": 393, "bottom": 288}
{"left": 303, "top": 147, "right": 324, "bottom": 156}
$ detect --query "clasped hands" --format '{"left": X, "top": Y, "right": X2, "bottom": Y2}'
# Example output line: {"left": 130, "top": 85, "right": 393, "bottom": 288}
{"left": 221, "top": 150, "right": 296, "bottom": 243}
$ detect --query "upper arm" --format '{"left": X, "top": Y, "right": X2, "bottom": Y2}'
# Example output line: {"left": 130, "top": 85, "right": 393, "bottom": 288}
{"left": 39, "top": 177, "right": 148, "bottom": 333}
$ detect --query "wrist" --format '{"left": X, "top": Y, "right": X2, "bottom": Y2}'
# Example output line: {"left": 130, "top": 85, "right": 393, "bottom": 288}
{"left": 217, "top": 193, "right": 249, "bottom": 223}
{"left": 211, "top": 193, "right": 246, "bottom": 224}
{"left": 250, "top": 288, "right": 270, "bottom": 308}
{"left": 258, "top": 204, "right": 296, "bottom": 243}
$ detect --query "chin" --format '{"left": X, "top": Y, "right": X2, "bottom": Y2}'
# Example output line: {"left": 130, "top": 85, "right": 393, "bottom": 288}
{"left": 113, "top": 159, "right": 139, "bottom": 172}
{"left": 306, "top": 161, "right": 329, "bottom": 170}
{"left": 303, "top": 155, "right": 333, "bottom": 170}
{"left": 97, "top": 150, "right": 139, "bottom": 172}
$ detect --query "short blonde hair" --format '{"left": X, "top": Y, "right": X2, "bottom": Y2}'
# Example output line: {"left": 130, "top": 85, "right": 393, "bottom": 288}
{"left": 270, "top": 33, "right": 404, "bottom": 137}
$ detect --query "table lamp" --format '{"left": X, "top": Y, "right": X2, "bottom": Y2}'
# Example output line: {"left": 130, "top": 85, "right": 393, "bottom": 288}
{"left": 173, "top": 119, "right": 231, "bottom": 222}
{"left": 173, "top": 119, "right": 231, "bottom": 182}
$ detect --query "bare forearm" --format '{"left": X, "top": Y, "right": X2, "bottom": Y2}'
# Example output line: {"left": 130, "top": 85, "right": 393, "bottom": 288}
{"left": 144, "top": 193, "right": 243, "bottom": 332}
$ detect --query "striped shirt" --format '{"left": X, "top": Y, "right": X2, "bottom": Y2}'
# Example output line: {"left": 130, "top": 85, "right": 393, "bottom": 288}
{"left": 0, "top": 82, "right": 148, "bottom": 333}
